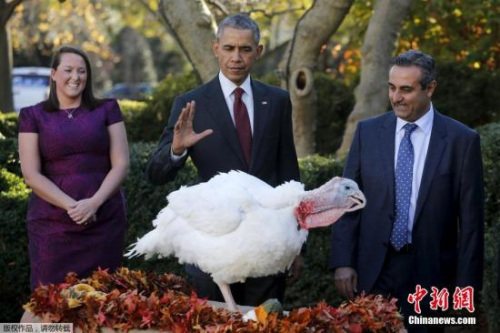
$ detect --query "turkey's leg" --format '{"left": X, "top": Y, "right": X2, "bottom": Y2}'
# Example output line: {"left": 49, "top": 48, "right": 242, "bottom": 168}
{"left": 216, "top": 281, "right": 238, "bottom": 311}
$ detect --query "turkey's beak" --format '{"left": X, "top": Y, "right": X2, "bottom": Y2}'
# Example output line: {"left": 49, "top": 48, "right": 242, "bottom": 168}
{"left": 347, "top": 191, "right": 366, "bottom": 212}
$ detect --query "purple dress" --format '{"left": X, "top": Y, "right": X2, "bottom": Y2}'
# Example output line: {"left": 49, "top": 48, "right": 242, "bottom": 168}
{"left": 18, "top": 99, "right": 127, "bottom": 290}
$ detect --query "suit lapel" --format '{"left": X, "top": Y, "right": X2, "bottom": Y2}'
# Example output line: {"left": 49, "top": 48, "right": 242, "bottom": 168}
{"left": 250, "top": 80, "right": 270, "bottom": 170}
{"left": 414, "top": 111, "right": 447, "bottom": 223}
{"left": 201, "top": 77, "right": 247, "bottom": 166}
{"left": 380, "top": 113, "right": 397, "bottom": 207}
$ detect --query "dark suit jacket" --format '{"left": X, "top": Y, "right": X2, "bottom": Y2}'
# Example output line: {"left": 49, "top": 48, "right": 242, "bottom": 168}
{"left": 146, "top": 76, "right": 300, "bottom": 277}
{"left": 330, "top": 110, "right": 484, "bottom": 294}
{"left": 146, "top": 76, "right": 299, "bottom": 186}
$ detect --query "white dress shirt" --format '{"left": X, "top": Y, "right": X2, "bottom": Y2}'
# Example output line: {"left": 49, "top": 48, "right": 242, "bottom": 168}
{"left": 218, "top": 71, "right": 255, "bottom": 133}
{"left": 171, "top": 72, "right": 255, "bottom": 160}
{"left": 394, "top": 103, "right": 434, "bottom": 242}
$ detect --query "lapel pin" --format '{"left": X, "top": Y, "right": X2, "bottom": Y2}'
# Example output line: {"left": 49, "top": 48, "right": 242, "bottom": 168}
{"left": 262, "top": 101, "right": 268, "bottom": 105}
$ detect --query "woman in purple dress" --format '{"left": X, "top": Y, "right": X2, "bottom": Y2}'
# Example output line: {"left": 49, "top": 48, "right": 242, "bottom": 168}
{"left": 18, "top": 45, "right": 129, "bottom": 290}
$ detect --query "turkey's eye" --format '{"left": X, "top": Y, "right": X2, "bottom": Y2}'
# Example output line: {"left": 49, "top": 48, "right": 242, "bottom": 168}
{"left": 345, "top": 186, "right": 351, "bottom": 191}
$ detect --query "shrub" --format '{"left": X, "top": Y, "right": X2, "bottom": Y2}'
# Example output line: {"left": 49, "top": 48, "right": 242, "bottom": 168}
{"left": 137, "top": 72, "right": 198, "bottom": 142}
{"left": 434, "top": 64, "right": 500, "bottom": 128}
{"left": 0, "top": 168, "right": 30, "bottom": 321}
{"left": 298, "top": 154, "right": 344, "bottom": 190}
{"left": 0, "top": 138, "right": 21, "bottom": 176}
{"left": 477, "top": 122, "right": 500, "bottom": 333}
{"left": 258, "top": 72, "right": 354, "bottom": 155}
{"left": 0, "top": 112, "right": 18, "bottom": 139}
{"left": 145, "top": 71, "right": 199, "bottom": 114}
{"left": 478, "top": 123, "right": 500, "bottom": 226}
{"left": 104, "top": 72, "right": 200, "bottom": 144}
{"left": 313, "top": 73, "right": 354, "bottom": 155}
{"left": 118, "top": 100, "right": 151, "bottom": 143}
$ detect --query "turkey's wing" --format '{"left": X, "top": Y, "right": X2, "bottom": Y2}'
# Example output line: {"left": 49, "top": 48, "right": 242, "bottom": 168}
{"left": 166, "top": 171, "right": 273, "bottom": 236}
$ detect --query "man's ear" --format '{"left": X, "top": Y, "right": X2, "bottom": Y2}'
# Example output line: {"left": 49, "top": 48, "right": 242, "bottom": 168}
{"left": 256, "top": 44, "right": 263, "bottom": 58}
{"left": 427, "top": 80, "right": 437, "bottom": 98}
{"left": 212, "top": 40, "right": 219, "bottom": 58}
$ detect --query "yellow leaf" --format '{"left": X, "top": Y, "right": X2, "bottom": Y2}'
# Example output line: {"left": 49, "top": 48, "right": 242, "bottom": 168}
{"left": 67, "top": 297, "right": 83, "bottom": 309}
{"left": 38, "top": 23, "right": 50, "bottom": 32}
{"left": 255, "top": 305, "right": 269, "bottom": 323}
{"left": 453, "top": 9, "right": 463, "bottom": 17}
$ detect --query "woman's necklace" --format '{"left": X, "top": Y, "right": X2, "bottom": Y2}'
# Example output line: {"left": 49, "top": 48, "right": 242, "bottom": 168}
{"left": 64, "top": 108, "right": 77, "bottom": 119}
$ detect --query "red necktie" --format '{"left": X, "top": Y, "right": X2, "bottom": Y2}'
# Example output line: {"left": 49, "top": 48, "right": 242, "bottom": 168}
{"left": 233, "top": 87, "right": 252, "bottom": 166}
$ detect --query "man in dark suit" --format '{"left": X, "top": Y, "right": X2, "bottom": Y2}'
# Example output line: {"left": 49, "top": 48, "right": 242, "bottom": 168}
{"left": 145, "top": 14, "right": 300, "bottom": 307}
{"left": 330, "top": 50, "right": 484, "bottom": 331}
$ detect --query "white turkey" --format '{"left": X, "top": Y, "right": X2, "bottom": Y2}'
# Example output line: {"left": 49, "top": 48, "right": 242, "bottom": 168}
{"left": 126, "top": 170, "right": 366, "bottom": 310}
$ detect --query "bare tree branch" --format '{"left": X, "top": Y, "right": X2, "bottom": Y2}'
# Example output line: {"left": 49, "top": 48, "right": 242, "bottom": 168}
{"left": 0, "top": 0, "right": 23, "bottom": 25}
{"left": 337, "top": 0, "right": 413, "bottom": 156}
{"left": 280, "top": 0, "right": 354, "bottom": 156}
{"left": 138, "top": 0, "right": 206, "bottom": 83}
{"left": 206, "top": 0, "right": 229, "bottom": 16}
{"left": 137, "top": 0, "right": 163, "bottom": 22}
{"left": 149, "top": 0, "right": 218, "bottom": 83}
{"left": 245, "top": 5, "right": 307, "bottom": 19}
{"left": 284, "top": 1, "right": 315, "bottom": 91}
{"left": 158, "top": 0, "right": 202, "bottom": 82}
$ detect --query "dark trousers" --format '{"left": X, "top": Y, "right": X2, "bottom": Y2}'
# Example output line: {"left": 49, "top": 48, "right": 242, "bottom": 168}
{"left": 187, "top": 265, "right": 286, "bottom": 306}
{"left": 372, "top": 246, "right": 444, "bottom": 333}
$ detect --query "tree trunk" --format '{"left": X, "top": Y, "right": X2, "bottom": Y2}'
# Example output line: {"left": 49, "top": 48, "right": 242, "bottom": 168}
{"left": 280, "top": 0, "right": 354, "bottom": 157}
{"left": 158, "top": 0, "right": 219, "bottom": 84}
{"left": 0, "top": 0, "right": 23, "bottom": 112}
{"left": 336, "top": 0, "right": 413, "bottom": 157}
{"left": 0, "top": 20, "right": 13, "bottom": 112}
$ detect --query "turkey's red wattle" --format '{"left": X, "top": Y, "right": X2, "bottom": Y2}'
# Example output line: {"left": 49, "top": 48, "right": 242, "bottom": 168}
{"left": 294, "top": 201, "right": 314, "bottom": 229}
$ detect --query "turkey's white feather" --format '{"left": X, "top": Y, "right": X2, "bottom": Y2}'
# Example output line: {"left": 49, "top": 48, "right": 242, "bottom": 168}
{"left": 127, "top": 171, "right": 307, "bottom": 284}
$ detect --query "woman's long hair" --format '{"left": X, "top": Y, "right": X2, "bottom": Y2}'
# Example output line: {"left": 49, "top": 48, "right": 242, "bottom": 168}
{"left": 43, "top": 45, "right": 105, "bottom": 112}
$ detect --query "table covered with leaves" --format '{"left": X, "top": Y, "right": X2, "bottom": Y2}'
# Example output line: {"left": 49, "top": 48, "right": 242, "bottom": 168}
{"left": 23, "top": 268, "right": 404, "bottom": 332}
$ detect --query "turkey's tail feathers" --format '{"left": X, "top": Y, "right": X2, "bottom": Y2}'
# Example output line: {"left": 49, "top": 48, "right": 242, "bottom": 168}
{"left": 124, "top": 243, "right": 144, "bottom": 259}
{"left": 125, "top": 207, "right": 177, "bottom": 259}
{"left": 125, "top": 227, "right": 174, "bottom": 259}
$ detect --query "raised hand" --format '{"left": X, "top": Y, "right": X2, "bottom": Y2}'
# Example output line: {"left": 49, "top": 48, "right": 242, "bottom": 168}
{"left": 171, "top": 101, "right": 214, "bottom": 155}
